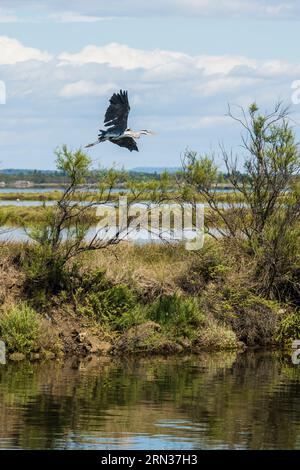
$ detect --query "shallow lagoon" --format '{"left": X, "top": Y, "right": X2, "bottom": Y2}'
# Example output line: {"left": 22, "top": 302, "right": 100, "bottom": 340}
{"left": 0, "top": 352, "right": 299, "bottom": 450}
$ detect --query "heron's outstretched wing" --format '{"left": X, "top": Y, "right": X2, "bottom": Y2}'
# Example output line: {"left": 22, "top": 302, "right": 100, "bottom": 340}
{"left": 104, "top": 90, "right": 130, "bottom": 134}
{"left": 111, "top": 136, "right": 138, "bottom": 152}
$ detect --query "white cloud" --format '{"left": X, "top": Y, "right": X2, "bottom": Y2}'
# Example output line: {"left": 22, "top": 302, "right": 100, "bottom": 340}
{"left": 3, "top": 37, "right": 300, "bottom": 104}
{"left": 197, "top": 77, "right": 263, "bottom": 96}
{"left": 0, "top": 36, "right": 52, "bottom": 65}
{"left": 57, "top": 42, "right": 300, "bottom": 82}
{"left": 259, "top": 60, "right": 300, "bottom": 77}
{"left": 49, "top": 12, "right": 115, "bottom": 23}
{"left": 195, "top": 55, "right": 257, "bottom": 76}
{"left": 58, "top": 42, "right": 259, "bottom": 78}
{"left": 58, "top": 43, "right": 190, "bottom": 71}
{"left": 60, "top": 80, "right": 117, "bottom": 98}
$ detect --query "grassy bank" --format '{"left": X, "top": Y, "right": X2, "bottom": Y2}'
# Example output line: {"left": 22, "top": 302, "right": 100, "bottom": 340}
{"left": 0, "top": 239, "right": 296, "bottom": 361}
{"left": 0, "top": 190, "right": 246, "bottom": 203}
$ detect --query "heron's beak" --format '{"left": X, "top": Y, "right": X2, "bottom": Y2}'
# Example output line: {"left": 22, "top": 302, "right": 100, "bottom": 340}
{"left": 141, "top": 130, "right": 156, "bottom": 136}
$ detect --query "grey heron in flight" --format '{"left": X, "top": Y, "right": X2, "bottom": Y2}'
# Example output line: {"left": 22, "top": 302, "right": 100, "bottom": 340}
{"left": 85, "top": 89, "right": 153, "bottom": 152}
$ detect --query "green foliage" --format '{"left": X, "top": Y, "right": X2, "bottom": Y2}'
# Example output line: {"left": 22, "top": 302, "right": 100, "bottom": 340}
{"left": 196, "top": 320, "right": 238, "bottom": 351}
{"left": 0, "top": 210, "right": 8, "bottom": 230}
{"left": 180, "top": 103, "right": 300, "bottom": 301}
{"left": 73, "top": 269, "right": 137, "bottom": 324}
{"left": 112, "top": 305, "right": 149, "bottom": 332}
{"left": 276, "top": 312, "right": 300, "bottom": 346}
{"left": 22, "top": 243, "right": 79, "bottom": 302}
{"left": 210, "top": 287, "right": 280, "bottom": 346}
{"left": 20, "top": 145, "right": 94, "bottom": 297}
{"left": 0, "top": 304, "right": 40, "bottom": 354}
{"left": 55, "top": 145, "right": 91, "bottom": 184}
{"left": 180, "top": 241, "right": 230, "bottom": 294}
{"left": 231, "top": 104, "right": 300, "bottom": 299}
{"left": 98, "top": 168, "right": 126, "bottom": 193}
{"left": 148, "top": 294, "right": 204, "bottom": 339}
{"left": 181, "top": 150, "right": 218, "bottom": 192}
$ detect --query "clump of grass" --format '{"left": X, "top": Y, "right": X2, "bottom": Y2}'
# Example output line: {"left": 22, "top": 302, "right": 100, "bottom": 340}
{"left": 276, "top": 311, "right": 300, "bottom": 346}
{"left": 196, "top": 320, "right": 238, "bottom": 351}
{"left": 148, "top": 293, "right": 205, "bottom": 339}
{"left": 0, "top": 303, "right": 40, "bottom": 354}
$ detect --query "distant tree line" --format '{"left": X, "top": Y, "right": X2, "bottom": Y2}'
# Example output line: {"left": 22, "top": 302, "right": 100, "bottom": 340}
{"left": 0, "top": 167, "right": 238, "bottom": 186}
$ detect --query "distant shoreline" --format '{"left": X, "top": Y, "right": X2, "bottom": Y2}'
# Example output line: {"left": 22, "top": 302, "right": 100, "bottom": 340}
{"left": 0, "top": 182, "right": 236, "bottom": 190}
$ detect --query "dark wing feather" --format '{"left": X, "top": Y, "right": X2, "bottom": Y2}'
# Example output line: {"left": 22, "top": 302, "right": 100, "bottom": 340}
{"left": 111, "top": 136, "right": 138, "bottom": 152}
{"left": 104, "top": 90, "right": 130, "bottom": 134}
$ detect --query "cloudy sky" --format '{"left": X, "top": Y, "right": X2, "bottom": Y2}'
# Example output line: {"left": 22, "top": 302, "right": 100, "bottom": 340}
{"left": 1, "top": 0, "right": 300, "bottom": 170}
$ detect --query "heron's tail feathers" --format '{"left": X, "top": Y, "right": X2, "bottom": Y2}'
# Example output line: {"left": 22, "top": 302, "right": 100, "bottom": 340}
{"left": 98, "top": 129, "right": 107, "bottom": 142}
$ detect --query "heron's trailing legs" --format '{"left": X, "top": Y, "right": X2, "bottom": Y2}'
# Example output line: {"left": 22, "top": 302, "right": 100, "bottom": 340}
{"left": 85, "top": 131, "right": 106, "bottom": 148}
{"left": 85, "top": 141, "right": 100, "bottom": 148}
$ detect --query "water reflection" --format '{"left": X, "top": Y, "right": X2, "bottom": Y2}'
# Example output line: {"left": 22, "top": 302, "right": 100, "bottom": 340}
{"left": 0, "top": 352, "right": 300, "bottom": 449}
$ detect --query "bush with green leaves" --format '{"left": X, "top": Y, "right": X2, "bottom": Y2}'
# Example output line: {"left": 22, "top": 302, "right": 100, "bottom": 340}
{"left": 206, "top": 287, "right": 280, "bottom": 346}
{"left": 21, "top": 145, "right": 170, "bottom": 300}
{"left": 22, "top": 243, "right": 80, "bottom": 303}
{"left": 180, "top": 103, "right": 300, "bottom": 301}
{"left": 73, "top": 269, "right": 137, "bottom": 324}
{"left": 0, "top": 303, "right": 40, "bottom": 354}
{"left": 180, "top": 241, "right": 231, "bottom": 294}
{"left": 276, "top": 311, "right": 300, "bottom": 346}
{"left": 148, "top": 294, "right": 205, "bottom": 339}
{"left": 112, "top": 305, "right": 149, "bottom": 332}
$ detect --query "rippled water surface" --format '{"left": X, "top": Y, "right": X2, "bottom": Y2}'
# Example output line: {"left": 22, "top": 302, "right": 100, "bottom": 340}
{"left": 1, "top": 352, "right": 300, "bottom": 450}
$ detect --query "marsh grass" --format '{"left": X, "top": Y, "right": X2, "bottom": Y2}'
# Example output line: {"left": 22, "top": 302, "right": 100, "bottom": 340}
{"left": 0, "top": 190, "right": 246, "bottom": 203}
{"left": 0, "top": 303, "right": 40, "bottom": 354}
{"left": 147, "top": 294, "right": 204, "bottom": 339}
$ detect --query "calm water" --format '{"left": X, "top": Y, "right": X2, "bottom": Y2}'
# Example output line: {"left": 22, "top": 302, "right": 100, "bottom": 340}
{"left": 0, "top": 187, "right": 67, "bottom": 193}
{"left": 1, "top": 352, "right": 300, "bottom": 450}
{"left": 0, "top": 187, "right": 236, "bottom": 194}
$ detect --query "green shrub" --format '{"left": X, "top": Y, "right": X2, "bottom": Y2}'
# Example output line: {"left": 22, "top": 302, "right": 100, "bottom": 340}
{"left": 73, "top": 269, "right": 137, "bottom": 324}
{"left": 148, "top": 294, "right": 204, "bottom": 339}
{"left": 276, "top": 311, "right": 300, "bottom": 346}
{"left": 180, "top": 242, "right": 230, "bottom": 294}
{"left": 113, "top": 304, "right": 149, "bottom": 332}
{"left": 22, "top": 241, "right": 81, "bottom": 303}
{"left": 195, "top": 320, "right": 238, "bottom": 351}
{"left": 208, "top": 287, "right": 279, "bottom": 346}
{"left": 0, "top": 304, "right": 40, "bottom": 354}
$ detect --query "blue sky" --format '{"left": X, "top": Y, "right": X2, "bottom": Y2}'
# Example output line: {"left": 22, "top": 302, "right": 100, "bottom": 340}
{"left": 1, "top": 0, "right": 300, "bottom": 170}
